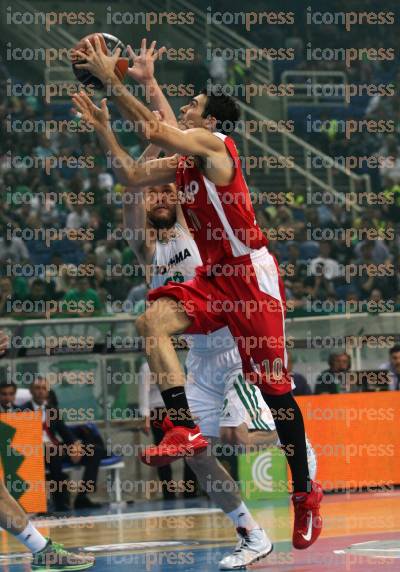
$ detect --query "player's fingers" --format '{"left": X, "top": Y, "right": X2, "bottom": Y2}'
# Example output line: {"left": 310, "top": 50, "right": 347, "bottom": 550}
{"left": 78, "top": 90, "right": 92, "bottom": 104}
{"left": 126, "top": 44, "right": 137, "bottom": 62}
{"left": 140, "top": 38, "right": 146, "bottom": 56}
{"left": 85, "top": 39, "right": 94, "bottom": 54}
{"left": 73, "top": 92, "right": 91, "bottom": 111}
{"left": 154, "top": 46, "right": 167, "bottom": 61}
{"left": 71, "top": 96, "right": 88, "bottom": 115}
{"left": 74, "top": 62, "right": 91, "bottom": 70}
{"left": 72, "top": 49, "right": 88, "bottom": 61}
{"left": 100, "top": 98, "right": 109, "bottom": 114}
{"left": 148, "top": 40, "right": 157, "bottom": 57}
{"left": 112, "top": 47, "right": 121, "bottom": 62}
{"left": 93, "top": 34, "right": 103, "bottom": 54}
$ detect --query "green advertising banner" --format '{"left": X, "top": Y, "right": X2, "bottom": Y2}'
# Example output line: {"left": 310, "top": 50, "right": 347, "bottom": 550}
{"left": 238, "top": 447, "right": 288, "bottom": 501}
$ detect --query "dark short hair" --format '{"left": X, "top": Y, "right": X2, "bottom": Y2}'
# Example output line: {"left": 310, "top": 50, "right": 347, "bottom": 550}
{"left": 201, "top": 87, "right": 240, "bottom": 134}
{"left": 0, "top": 380, "right": 16, "bottom": 391}
{"left": 390, "top": 345, "right": 400, "bottom": 355}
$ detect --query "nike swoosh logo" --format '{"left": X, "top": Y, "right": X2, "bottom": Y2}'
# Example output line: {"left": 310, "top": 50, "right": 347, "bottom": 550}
{"left": 301, "top": 510, "right": 313, "bottom": 542}
{"left": 188, "top": 432, "right": 202, "bottom": 441}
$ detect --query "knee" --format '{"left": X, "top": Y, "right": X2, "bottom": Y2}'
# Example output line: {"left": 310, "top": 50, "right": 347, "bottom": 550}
{"left": 136, "top": 305, "right": 172, "bottom": 338}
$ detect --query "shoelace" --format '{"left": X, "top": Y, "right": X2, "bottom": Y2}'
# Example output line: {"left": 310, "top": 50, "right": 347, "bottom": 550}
{"left": 49, "top": 541, "right": 69, "bottom": 556}
{"left": 235, "top": 529, "right": 252, "bottom": 552}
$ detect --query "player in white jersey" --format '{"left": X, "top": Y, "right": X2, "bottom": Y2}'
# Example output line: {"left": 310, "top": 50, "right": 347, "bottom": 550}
{"left": 72, "top": 40, "right": 315, "bottom": 569}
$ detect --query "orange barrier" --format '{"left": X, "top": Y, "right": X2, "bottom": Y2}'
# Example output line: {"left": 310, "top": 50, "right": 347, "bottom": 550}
{"left": 0, "top": 412, "right": 47, "bottom": 513}
{"left": 297, "top": 391, "right": 400, "bottom": 491}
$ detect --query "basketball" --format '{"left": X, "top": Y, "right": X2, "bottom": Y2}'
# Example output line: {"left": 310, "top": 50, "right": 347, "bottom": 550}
{"left": 71, "top": 33, "right": 129, "bottom": 89}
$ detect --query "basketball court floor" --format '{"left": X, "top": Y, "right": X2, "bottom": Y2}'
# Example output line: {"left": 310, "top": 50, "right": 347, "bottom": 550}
{"left": 1, "top": 490, "right": 399, "bottom": 571}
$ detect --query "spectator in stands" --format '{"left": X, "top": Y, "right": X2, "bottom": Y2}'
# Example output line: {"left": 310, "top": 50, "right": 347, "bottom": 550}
{"left": 0, "top": 235, "right": 29, "bottom": 265}
{"left": 0, "top": 381, "right": 19, "bottom": 412}
{"left": 380, "top": 345, "right": 400, "bottom": 391}
{"left": 11, "top": 279, "right": 54, "bottom": 319}
{"left": 354, "top": 240, "right": 391, "bottom": 265}
{"left": 380, "top": 145, "right": 400, "bottom": 187}
{"left": 314, "top": 352, "right": 352, "bottom": 394}
{"left": 208, "top": 45, "right": 228, "bottom": 85}
{"left": 284, "top": 243, "right": 308, "bottom": 287}
{"left": 286, "top": 280, "right": 308, "bottom": 313}
{"left": 309, "top": 241, "right": 340, "bottom": 281}
{"left": 23, "top": 377, "right": 104, "bottom": 512}
{"left": 66, "top": 203, "right": 91, "bottom": 230}
{"left": 287, "top": 354, "right": 311, "bottom": 396}
{"left": 0, "top": 277, "right": 13, "bottom": 317}
{"left": 62, "top": 276, "right": 103, "bottom": 316}
{"left": 95, "top": 238, "right": 122, "bottom": 268}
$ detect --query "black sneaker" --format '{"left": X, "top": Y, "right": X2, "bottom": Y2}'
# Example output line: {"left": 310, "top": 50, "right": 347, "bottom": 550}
{"left": 31, "top": 538, "right": 95, "bottom": 571}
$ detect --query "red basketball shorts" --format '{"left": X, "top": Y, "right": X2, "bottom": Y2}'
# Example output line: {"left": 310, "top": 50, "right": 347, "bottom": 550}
{"left": 147, "top": 247, "right": 292, "bottom": 395}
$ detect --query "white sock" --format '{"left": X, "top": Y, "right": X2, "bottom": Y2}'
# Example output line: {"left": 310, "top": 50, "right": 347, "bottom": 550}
{"left": 226, "top": 502, "right": 259, "bottom": 531}
{"left": 15, "top": 522, "right": 48, "bottom": 553}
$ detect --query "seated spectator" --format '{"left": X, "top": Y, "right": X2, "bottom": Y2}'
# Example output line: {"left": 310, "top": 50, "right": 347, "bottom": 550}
{"left": 0, "top": 276, "right": 14, "bottom": 317}
{"left": 11, "top": 278, "right": 54, "bottom": 318}
{"left": 0, "top": 236, "right": 29, "bottom": 265}
{"left": 380, "top": 345, "right": 400, "bottom": 391}
{"left": 285, "top": 243, "right": 308, "bottom": 285}
{"left": 309, "top": 241, "right": 341, "bottom": 281}
{"left": 354, "top": 240, "right": 391, "bottom": 265}
{"left": 95, "top": 238, "right": 122, "bottom": 268}
{"left": 287, "top": 354, "right": 312, "bottom": 396}
{"left": 380, "top": 145, "right": 400, "bottom": 187}
{"left": 66, "top": 204, "right": 90, "bottom": 230}
{"left": 62, "top": 276, "right": 103, "bottom": 316}
{"left": 22, "top": 377, "right": 104, "bottom": 512}
{"left": 286, "top": 280, "right": 308, "bottom": 312}
{"left": 0, "top": 380, "right": 19, "bottom": 412}
{"left": 314, "top": 352, "right": 352, "bottom": 394}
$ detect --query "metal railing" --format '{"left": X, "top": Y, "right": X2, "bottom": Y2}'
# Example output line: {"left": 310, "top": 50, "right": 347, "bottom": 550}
{"left": 282, "top": 70, "right": 349, "bottom": 115}
{"left": 138, "top": 0, "right": 274, "bottom": 84}
{"left": 0, "top": 313, "right": 397, "bottom": 409}
{"left": 237, "top": 100, "right": 370, "bottom": 202}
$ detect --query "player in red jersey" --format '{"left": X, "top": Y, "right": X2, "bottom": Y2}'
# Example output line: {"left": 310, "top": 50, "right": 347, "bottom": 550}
{"left": 73, "top": 37, "right": 323, "bottom": 549}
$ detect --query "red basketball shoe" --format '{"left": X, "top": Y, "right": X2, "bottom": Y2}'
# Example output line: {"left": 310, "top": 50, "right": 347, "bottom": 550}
{"left": 292, "top": 480, "right": 323, "bottom": 549}
{"left": 140, "top": 416, "right": 208, "bottom": 467}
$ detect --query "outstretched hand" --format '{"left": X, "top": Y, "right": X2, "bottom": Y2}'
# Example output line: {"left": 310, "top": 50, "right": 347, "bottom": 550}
{"left": 72, "top": 91, "right": 110, "bottom": 132}
{"left": 126, "top": 38, "right": 166, "bottom": 84}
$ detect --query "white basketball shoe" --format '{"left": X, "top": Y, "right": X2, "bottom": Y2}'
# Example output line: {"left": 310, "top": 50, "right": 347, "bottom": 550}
{"left": 219, "top": 527, "right": 273, "bottom": 570}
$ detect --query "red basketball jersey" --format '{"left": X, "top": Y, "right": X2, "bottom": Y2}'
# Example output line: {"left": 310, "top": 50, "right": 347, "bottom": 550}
{"left": 176, "top": 133, "right": 268, "bottom": 265}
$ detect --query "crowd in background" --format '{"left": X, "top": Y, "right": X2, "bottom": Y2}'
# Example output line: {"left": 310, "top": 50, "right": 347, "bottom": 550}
{"left": 0, "top": 5, "right": 399, "bottom": 319}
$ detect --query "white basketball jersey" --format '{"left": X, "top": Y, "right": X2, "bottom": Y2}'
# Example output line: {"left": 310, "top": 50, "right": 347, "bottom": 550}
{"left": 150, "top": 223, "right": 236, "bottom": 352}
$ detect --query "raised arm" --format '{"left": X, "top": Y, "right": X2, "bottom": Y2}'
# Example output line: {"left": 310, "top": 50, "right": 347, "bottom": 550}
{"left": 73, "top": 37, "right": 226, "bottom": 159}
{"left": 126, "top": 39, "right": 178, "bottom": 129}
{"left": 71, "top": 92, "right": 177, "bottom": 189}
